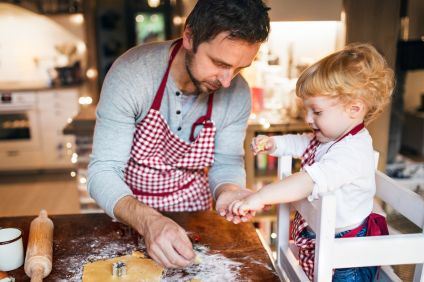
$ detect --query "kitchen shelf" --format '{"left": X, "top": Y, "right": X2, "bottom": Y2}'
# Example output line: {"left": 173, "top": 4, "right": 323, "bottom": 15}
{"left": 254, "top": 170, "right": 279, "bottom": 182}
{"left": 245, "top": 119, "right": 311, "bottom": 189}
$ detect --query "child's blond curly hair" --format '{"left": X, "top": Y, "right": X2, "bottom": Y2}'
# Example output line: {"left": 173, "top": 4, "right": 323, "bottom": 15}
{"left": 296, "top": 43, "right": 395, "bottom": 124}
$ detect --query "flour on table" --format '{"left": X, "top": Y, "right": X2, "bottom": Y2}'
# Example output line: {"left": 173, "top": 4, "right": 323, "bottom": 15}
{"left": 54, "top": 234, "right": 245, "bottom": 281}
{"left": 163, "top": 245, "right": 243, "bottom": 282}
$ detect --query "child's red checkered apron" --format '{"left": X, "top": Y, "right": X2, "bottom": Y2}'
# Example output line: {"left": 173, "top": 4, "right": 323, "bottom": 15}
{"left": 124, "top": 39, "right": 215, "bottom": 212}
{"left": 291, "top": 123, "right": 367, "bottom": 280}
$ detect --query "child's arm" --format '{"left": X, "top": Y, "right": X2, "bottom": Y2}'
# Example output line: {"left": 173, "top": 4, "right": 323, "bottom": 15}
{"left": 229, "top": 171, "right": 314, "bottom": 215}
{"left": 251, "top": 134, "right": 312, "bottom": 157}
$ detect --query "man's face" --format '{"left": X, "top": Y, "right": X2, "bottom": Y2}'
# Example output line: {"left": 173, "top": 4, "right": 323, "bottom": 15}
{"left": 183, "top": 31, "right": 260, "bottom": 94}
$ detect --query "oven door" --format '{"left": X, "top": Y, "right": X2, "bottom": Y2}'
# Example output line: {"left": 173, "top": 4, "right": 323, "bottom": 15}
{"left": 0, "top": 106, "right": 41, "bottom": 151}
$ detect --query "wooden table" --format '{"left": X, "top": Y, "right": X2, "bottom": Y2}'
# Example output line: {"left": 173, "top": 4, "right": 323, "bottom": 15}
{"left": 2, "top": 212, "right": 280, "bottom": 281}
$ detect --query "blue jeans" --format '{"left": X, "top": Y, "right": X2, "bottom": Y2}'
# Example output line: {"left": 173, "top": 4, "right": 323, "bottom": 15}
{"left": 301, "top": 226, "right": 378, "bottom": 282}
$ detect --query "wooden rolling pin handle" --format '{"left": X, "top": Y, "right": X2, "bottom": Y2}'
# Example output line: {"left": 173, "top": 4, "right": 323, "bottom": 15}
{"left": 24, "top": 210, "right": 54, "bottom": 281}
{"left": 29, "top": 264, "right": 44, "bottom": 282}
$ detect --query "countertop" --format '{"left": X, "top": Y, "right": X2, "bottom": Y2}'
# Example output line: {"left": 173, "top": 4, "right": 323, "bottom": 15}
{"left": 0, "top": 81, "right": 82, "bottom": 92}
{"left": 63, "top": 105, "right": 96, "bottom": 136}
{"left": 3, "top": 212, "right": 279, "bottom": 281}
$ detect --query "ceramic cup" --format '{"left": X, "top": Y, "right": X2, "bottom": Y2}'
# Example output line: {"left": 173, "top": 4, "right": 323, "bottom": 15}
{"left": 0, "top": 228, "right": 24, "bottom": 271}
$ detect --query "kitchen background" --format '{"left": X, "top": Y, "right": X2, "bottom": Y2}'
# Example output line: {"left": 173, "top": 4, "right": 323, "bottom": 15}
{"left": 0, "top": 0, "right": 423, "bottom": 279}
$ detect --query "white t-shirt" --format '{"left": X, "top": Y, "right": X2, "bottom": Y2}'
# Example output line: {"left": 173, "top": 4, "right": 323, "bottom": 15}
{"left": 271, "top": 129, "right": 376, "bottom": 229}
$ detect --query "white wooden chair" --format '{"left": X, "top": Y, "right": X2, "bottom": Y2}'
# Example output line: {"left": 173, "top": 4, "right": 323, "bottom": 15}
{"left": 275, "top": 155, "right": 424, "bottom": 281}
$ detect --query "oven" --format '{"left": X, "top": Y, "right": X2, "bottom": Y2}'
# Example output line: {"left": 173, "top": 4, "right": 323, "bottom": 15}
{"left": 0, "top": 92, "right": 43, "bottom": 170}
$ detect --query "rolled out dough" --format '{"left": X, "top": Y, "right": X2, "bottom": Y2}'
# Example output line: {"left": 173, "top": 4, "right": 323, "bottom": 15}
{"left": 82, "top": 251, "right": 164, "bottom": 282}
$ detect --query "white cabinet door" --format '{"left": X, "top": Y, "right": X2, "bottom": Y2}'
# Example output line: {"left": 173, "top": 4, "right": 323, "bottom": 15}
{"left": 37, "top": 88, "right": 79, "bottom": 169}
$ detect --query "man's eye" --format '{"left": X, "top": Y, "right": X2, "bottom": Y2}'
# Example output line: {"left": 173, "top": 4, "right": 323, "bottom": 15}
{"left": 214, "top": 61, "right": 230, "bottom": 68}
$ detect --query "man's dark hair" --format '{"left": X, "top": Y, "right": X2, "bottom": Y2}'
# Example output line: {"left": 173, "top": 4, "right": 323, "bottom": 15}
{"left": 185, "top": 0, "right": 270, "bottom": 52}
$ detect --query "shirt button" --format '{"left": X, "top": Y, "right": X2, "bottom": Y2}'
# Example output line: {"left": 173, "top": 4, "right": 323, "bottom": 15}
{"left": 176, "top": 110, "right": 181, "bottom": 115}
{"left": 176, "top": 91, "right": 181, "bottom": 96}
{"left": 177, "top": 126, "right": 182, "bottom": 131}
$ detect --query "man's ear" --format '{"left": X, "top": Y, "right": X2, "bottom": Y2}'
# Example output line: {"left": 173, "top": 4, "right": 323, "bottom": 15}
{"left": 348, "top": 100, "right": 366, "bottom": 119}
{"left": 182, "top": 27, "right": 194, "bottom": 51}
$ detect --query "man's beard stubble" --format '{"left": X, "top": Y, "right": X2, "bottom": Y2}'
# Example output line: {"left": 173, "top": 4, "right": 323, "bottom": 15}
{"left": 184, "top": 51, "right": 221, "bottom": 95}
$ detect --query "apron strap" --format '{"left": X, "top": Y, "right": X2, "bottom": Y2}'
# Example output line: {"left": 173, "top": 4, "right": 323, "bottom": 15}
{"left": 150, "top": 38, "right": 215, "bottom": 142}
{"left": 326, "top": 122, "right": 365, "bottom": 153}
{"left": 189, "top": 93, "right": 214, "bottom": 142}
{"left": 151, "top": 39, "right": 183, "bottom": 111}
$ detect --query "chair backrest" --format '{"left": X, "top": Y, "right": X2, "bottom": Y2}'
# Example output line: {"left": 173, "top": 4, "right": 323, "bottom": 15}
{"left": 275, "top": 155, "right": 424, "bottom": 282}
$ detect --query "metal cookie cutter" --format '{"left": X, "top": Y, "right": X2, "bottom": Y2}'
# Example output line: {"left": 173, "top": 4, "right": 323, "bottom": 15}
{"left": 112, "top": 261, "right": 127, "bottom": 277}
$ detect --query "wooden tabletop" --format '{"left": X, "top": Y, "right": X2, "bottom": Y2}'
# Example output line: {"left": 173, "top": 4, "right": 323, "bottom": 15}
{"left": 2, "top": 212, "right": 280, "bottom": 281}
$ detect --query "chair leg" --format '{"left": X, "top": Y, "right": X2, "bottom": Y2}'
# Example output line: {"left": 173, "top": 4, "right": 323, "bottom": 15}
{"left": 413, "top": 264, "right": 423, "bottom": 282}
{"left": 314, "top": 195, "right": 336, "bottom": 282}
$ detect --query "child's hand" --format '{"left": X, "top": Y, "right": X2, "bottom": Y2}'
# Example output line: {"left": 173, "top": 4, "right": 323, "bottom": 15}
{"left": 229, "top": 195, "right": 265, "bottom": 218}
{"left": 251, "top": 135, "right": 275, "bottom": 155}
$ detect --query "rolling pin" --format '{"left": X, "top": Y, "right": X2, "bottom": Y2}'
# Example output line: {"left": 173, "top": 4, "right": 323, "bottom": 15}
{"left": 24, "top": 210, "right": 54, "bottom": 282}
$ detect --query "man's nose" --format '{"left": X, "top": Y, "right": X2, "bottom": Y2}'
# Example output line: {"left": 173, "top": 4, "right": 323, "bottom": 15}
{"left": 218, "top": 70, "right": 232, "bottom": 88}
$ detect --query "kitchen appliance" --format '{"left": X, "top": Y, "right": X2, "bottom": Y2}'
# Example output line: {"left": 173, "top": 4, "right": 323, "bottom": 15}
{"left": 0, "top": 92, "right": 43, "bottom": 169}
{"left": 54, "top": 61, "right": 82, "bottom": 86}
{"left": 0, "top": 88, "right": 79, "bottom": 171}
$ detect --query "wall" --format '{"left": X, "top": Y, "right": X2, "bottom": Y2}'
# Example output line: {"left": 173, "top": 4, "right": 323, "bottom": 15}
{"left": 407, "top": 0, "right": 424, "bottom": 40}
{"left": 404, "top": 0, "right": 424, "bottom": 111}
{"left": 404, "top": 70, "right": 424, "bottom": 111}
{"left": 344, "top": 0, "right": 401, "bottom": 169}
{"left": 182, "top": 0, "right": 196, "bottom": 17}
{"left": 0, "top": 3, "right": 85, "bottom": 86}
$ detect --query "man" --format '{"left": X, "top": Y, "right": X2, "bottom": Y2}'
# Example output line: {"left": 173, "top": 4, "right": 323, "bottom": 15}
{"left": 88, "top": 0, "right": 270, "bottom": 268}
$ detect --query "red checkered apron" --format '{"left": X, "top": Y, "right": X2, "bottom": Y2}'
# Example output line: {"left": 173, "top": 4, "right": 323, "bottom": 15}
{"left": 124, "top": 39, "right": 215, "bottom": 212}
{"left": 292, "top": 123, "right": 366, "bottom": 280}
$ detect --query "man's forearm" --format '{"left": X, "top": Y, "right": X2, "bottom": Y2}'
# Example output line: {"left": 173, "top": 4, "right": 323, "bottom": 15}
{"left": 113, "top": 195, "right": 162, "bottom": 236}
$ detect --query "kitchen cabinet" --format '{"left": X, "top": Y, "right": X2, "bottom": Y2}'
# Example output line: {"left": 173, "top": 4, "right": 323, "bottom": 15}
{"left": 265, "top": 0, "right": 342, "bottom": 21}
{"left": 37, "top": 88, "right": 79, "bottom": 169}
{"left": 1, "top": 0, "right": 83, "bottom": 15}
{"left": 63, "top": 105, "right": 101, "bottom": 213}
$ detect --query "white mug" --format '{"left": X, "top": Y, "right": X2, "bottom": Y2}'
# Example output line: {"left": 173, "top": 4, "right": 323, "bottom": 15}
{"left": 0, "top": 228, "right": 24, "bottom": 271}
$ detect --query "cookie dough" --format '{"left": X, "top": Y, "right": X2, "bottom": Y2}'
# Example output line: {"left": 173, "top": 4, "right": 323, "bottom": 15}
{"left": 256, "top": 139, "right": 267, "bottom": 152}
{"left": 194, "top": 255, "right": 202, "bottom": 265}
{"left": 82, "top": 252, "right": 164, "bottom": 282}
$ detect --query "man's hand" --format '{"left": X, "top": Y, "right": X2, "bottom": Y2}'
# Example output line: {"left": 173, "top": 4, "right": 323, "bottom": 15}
{"left": 114, "top": 196, "right": 195, "bottom": 268}
{"left": 214, "top": 184, "right": 255, "bottom": 224}
{"left": 141, "top": 213, "right": 195, "bottom": 268}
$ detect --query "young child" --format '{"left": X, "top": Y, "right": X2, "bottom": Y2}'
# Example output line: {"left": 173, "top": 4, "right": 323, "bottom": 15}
{"left": 230, "top": 43, "right": 394, "bottom": 281}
